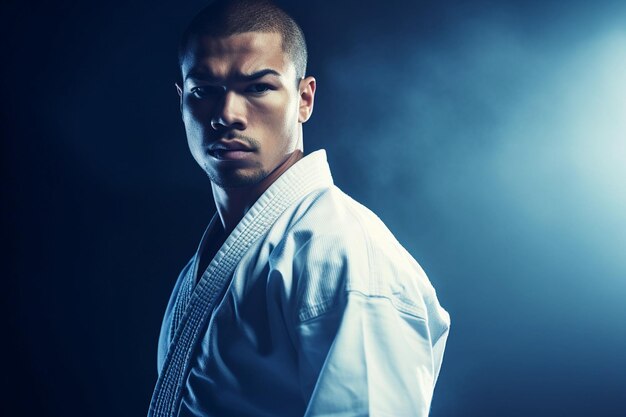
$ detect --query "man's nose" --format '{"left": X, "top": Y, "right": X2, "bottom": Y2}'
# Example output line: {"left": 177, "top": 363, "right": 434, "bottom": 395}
{"left": 210, "top": 90, "right": 246, "bottom": 131}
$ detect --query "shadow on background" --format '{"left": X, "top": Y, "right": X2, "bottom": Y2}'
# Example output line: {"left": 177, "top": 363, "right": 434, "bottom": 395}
{"left": 2, "top": 0, "right": 625, "bottom": 416}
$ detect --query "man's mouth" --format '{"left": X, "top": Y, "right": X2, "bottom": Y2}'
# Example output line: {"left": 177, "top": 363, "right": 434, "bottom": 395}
{"left": 208, "top": 140, "right": 255, "bottom": 160}
{"left": 209, "top": 148, "right": 254, "bottom": 160}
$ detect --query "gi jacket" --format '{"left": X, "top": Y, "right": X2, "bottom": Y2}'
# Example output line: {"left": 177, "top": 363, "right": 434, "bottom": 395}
{"left": 150, "top": 150, "right": 450, "bottom": 417}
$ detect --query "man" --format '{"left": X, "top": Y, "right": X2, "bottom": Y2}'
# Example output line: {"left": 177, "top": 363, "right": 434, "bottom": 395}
{"left": 149, "top": 1, "right": 450, "bottom": 416}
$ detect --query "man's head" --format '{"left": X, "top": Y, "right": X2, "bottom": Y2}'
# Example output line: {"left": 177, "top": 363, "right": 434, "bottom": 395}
{"left": 176, "top": 0, "right": 315, "bottom": 189}
{"left": 179, "top": 0, "right": 308, "bottom": 82}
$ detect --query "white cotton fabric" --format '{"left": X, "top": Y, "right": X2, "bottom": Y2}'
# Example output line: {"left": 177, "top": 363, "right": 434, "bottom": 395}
{"left": 151, "top": 150, "right": 450, "bottom": 417}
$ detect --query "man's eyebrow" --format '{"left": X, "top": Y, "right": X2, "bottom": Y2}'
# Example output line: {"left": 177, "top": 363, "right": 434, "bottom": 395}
{"left": 185, "top": 68, "right": 282, "bottom": 82}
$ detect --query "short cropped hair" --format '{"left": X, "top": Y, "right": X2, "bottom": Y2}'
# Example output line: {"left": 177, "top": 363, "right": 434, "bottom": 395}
{"left": 178, "top": 0, "right": 308, "bottom": 80}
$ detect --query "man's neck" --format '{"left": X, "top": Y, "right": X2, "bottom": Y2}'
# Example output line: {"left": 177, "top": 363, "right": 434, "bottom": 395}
{"left": 211, "top": 150, "right": 304, "bottom": 235}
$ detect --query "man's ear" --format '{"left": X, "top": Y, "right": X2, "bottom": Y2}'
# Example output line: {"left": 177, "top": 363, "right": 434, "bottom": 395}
{"left": 175, "top": 82, "right": 183, "bottom": 113}
{"left": 298, "top": 76, "right": 316, "bottom": 123}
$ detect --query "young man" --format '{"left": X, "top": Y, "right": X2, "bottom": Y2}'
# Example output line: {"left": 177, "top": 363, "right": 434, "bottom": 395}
{"left": 149, "top": 1, "right": 450, "bottom": 416}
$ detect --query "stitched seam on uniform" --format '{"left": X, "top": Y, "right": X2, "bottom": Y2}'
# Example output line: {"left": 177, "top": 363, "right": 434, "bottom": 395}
{"left": 169, "top": 264, "right": 193, "bottom": 342}
{"left": 296, "top": 302, "right": 344, "bottom": 325}
{"left": 348, "top": 290, "right": 427, "bottom": 319}
{"left": 298, "top": 297, "right": 334, "bottom": 322}
{"left": 297, "top": 290, "right": 427, "bottom": 324}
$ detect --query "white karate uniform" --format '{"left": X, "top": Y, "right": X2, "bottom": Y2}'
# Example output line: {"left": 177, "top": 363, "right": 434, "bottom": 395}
{"left": 149, "top": 150, "right": 450, "bottom": 417}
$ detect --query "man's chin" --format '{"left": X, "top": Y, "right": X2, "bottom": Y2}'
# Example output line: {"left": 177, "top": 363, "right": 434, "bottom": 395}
{"left": 206, "top": 169, "right": 268, "bottom": 189}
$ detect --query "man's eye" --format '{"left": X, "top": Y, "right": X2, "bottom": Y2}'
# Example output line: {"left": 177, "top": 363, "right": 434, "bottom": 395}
{"left": 246, "top": 83, "right": 272, "bottom": 94}
{"left": 190, "top": 86, "right": 223, "bottom": 99}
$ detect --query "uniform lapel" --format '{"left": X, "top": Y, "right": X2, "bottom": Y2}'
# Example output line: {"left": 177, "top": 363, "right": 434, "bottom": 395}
{"left": 148, "top": 150, "right": 333, "bottom": 417}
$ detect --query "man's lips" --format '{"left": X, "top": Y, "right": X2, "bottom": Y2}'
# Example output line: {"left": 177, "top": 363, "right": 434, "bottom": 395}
{"left": 208, "top": 140, "right": 255, "bottom": 160}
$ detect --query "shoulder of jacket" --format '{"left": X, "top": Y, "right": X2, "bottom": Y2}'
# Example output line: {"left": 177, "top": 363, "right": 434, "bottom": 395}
{"left": 269, "top": 186, "right": 442, "bottom": 322}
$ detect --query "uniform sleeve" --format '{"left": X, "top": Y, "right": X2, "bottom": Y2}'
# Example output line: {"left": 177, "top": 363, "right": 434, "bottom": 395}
{"left": 296, "top": 290, "right": 450, "bottom": 417}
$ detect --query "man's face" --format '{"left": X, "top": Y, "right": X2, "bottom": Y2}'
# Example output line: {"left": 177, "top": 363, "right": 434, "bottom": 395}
{"left": 178, "top": 32, "right": 304, "bottom": 188}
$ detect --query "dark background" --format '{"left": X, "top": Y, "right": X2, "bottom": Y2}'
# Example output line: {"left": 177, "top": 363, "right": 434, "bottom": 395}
{"left": 3, "top": 0, "right": 625, "bottom": 416}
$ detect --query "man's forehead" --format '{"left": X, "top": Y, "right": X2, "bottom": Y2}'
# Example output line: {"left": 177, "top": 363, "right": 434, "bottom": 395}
{"left": 181, "top": 31, "right": 295, "bottom": 81}
{"left": 189, "top": 31, "right": 283, "bottom": 54}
